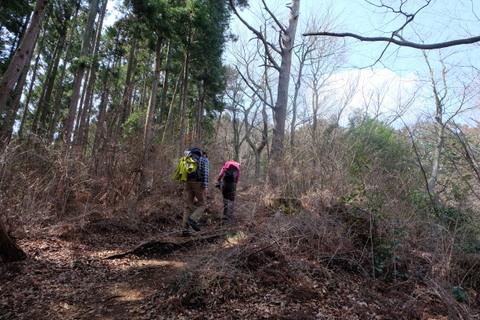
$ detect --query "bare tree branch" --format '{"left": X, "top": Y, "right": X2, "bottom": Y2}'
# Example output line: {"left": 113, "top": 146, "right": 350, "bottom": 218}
{"left": 401, "top": 120, "right": 441, "bottom": 219}
{"left": 449, "top": 123, "right": 480, "bottom": 185}
{"left": 261, "top": 0, "right": 287, "bottom": 34}
{"left": 303, "top": 32, "right": 480, "bottom": 50}
{"left": 228, "top": 0, "right": 281, "bottom": 70}
{"left": 235, "top": 66, "right": 274, "bottom": 110}
{"left": 365, "top": 0, "right": 431, "bottom": 36}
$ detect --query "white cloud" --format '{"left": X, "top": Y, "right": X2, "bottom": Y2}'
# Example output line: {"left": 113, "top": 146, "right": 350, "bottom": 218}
{"left": 319, "top": 68, "right": 421, "bottom": 127}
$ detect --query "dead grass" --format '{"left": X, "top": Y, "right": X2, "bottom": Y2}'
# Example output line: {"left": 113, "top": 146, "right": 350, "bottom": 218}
{"left": 1, "top": 143, "right": 480, "bottom": 319}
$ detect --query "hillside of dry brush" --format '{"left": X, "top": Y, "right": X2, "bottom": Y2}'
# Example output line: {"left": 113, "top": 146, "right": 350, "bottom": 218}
{"left": 1, "top": 144, "right": 480, "bottom": 319}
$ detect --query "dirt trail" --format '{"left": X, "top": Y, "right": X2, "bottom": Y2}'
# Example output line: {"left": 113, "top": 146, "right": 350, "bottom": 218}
{"left": 1, "top": 188, "right": 478, "bottom": 319}
{"left": 1, "top": 188, "right": 249, "bottom": 319}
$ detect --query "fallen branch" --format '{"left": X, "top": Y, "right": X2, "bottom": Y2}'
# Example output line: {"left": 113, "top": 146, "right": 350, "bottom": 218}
{"left": 104, "top": 231, "right": 227, "bottom": 259}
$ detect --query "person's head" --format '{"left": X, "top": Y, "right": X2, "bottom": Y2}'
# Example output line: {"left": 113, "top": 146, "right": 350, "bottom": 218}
{"left": 202, "top": 151, "right": 208, "bottom": 158}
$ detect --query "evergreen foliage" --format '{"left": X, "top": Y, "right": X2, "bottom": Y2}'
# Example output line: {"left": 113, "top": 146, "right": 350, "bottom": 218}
{"left": 346, "top": 117, "right": 412, "bottom": 176}
{"left": 0, "top": 0, "right": 32, "bottom": 73}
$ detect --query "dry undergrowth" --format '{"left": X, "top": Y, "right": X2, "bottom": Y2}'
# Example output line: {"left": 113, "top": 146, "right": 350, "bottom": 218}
{"left": 1, "top": 145, "right": 480, "bottom": 319}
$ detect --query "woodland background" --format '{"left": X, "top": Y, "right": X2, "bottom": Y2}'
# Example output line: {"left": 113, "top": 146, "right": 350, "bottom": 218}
{"left": 1, "top": 0, "right": 480, "bottom": 319}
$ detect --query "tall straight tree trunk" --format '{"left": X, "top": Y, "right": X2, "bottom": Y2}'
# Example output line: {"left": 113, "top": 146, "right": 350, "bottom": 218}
{"left": 73, "top": 76, "right": 88, "bottom": 136}
{"left": 6, "top": 16, "right": 29, "bottom": 61}
{"left": 0, "top": 14, "right": 39, "bottom": 141}
{"left": 179, "top": 24, "right": 192, "bottom": 151}
{"left": 119, "top": 37, "right": 138, "bottom": 125}
{"left": 270, "top": 0, "right": 300, "bottom": 164}
{"left": 311, "top": 81, "right": 319, "bottom": 146}
{"left": 91, "top": 63, "right": 113, "bottom": 175}
{"left": 0, "top": 64, "right": 29, "bottom": 142}
{"left": 76, "top": 0, "right": 108, "bottom": 150}
{"left": 47, "top": 2, "right": 81, "bottom": 143}
{"left": 140, "top": 36, "right": 164, "bottom": 191}
{"left": 179, "top": 51, "right": 190, "bottom": 150}
{"left": 18, "top": 44, "right": 42, "bottom": 138}
{"left": 159, "top": 41, "right": 172, "bottom": 127}
{"left": 108, "top": 41, "right": 129, "bottom": 141}
{"left": 229, "top": 0, "right": 300, "bottom": 183}
{"left": 64, "top": 0, "right": 99, "bottom": 144}
{"left": 162, "top": 74, "right": 180, "bottom": 144}
{"left": 0, "top": 0, "right": 48, "bottom": 122}
{"left": 92, "top": 56, "right": 120, "bottom": 175}
{"left": 48, "top": 50, "right": 71, "bottom": 142}
{"left": 194, "top": 79, "right": 206, "bottom": 145}
{"left": 33, "top": 20, "right": 68, "bottom": 136}
{"left": 77, "top": 66, "right": 96, "bottom": 150}
{"left": 132, "top": 51, "right": 153, "bottom": 132}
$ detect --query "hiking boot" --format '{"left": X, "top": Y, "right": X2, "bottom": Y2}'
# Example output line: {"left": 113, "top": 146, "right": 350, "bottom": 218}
{"left": 186, "top": 218, "right": 201, "bottom": 231}
{"left": 182, "top": 229, "right": 191, "bottom": 237}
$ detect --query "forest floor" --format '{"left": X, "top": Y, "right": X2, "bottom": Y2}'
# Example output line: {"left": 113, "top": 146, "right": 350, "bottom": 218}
{"left": 1, "top": 184, "right": 479, "bottom": 320}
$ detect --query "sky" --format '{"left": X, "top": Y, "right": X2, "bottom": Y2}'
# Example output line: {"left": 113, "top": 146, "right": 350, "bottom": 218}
{"left": 227, "top": 0, "right": 480, "bottom": 128}
{"left": 104, "top": 0, "right": 480, "bottom": 128}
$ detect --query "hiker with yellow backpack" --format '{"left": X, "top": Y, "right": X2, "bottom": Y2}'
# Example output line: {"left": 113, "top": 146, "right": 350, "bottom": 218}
{"left": 173, "top": 147, "right": 209, "bottom": 237}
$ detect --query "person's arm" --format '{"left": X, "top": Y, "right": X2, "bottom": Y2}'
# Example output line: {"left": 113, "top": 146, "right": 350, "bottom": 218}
{"left": 216, "top": 170, "right": 224, "bottom": 183}
{"left": 216, "top": 163, "right": 229, "bottom": 183}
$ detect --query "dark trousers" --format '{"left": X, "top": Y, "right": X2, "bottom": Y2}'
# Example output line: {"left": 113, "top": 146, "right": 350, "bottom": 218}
{"left": 221, "top": 181, "right": 236, "bottom": 221}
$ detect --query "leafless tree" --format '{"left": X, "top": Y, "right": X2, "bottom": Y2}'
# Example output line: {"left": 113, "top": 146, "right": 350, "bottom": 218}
{"left": 226, "top": 35, "right": 272, "bottom": 177}
{"left": 422, "top": 52, "right": 476, "bottom": 198}
{"left": 303, "top": 1, "right": 480, "bottom": 51}
{"left": 229, "top": 0, "right": 301, "bottom": 184}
